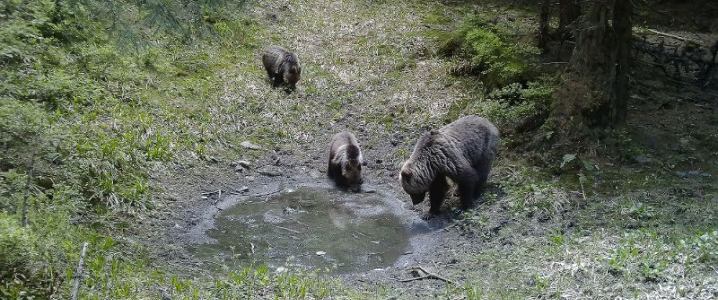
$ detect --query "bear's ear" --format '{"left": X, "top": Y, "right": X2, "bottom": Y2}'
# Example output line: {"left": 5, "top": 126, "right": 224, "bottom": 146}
{"left": 429, "top": 130, "right": 439, "bottom": 136}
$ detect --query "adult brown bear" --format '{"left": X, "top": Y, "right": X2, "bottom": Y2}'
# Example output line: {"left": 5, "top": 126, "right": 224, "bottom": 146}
{"left": 400, "top": 116, "right": 499, "bottom": 214}
{"left": 261, "top": 45, "right": 302, "bottom": 90}
{"left": 328, "top": 132, "right": 364, "bottom": 192}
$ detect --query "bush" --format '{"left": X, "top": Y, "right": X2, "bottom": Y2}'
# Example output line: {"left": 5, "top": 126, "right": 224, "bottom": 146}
{"left": 0, "top": 214, "right": 35, "bottom": 279}
{"left": 439, "top": 14, "right": 540, "bottom": 90}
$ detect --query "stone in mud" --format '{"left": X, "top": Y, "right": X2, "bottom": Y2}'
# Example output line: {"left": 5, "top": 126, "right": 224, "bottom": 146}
{"left": 258, "top": 166, "right": 282, "bottom": 177}
{"left": 241, "top": 141, "right": 262, "bottom": 150}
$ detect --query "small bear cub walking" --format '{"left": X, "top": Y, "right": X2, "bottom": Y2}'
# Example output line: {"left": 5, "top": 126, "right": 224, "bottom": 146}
{"left": 261, "top": 45, "right": 302, "bottom": 90}
{"left": 328, "top": 132, "right": 364, "bottom": 192}
{"left": 400, "top": 115, "right": 499, "bottom": 215}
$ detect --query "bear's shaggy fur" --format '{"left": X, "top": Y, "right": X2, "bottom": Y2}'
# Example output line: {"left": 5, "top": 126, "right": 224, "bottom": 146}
{"left": 328, "top": 132, "right": 364, "bottom": 192}
{"left": 261, "top": 45, "right": 302, "bottom": 90}
{"left": 400, "top": 115, "right": 499, "bottom": 214}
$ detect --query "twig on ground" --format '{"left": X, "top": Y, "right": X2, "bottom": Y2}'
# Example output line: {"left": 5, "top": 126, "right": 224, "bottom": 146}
{"left": 250, "top": 243, "right": 255, "bottom": 255}
{"left": 397, "top": 266, "right": 455, "bottom": 284}
{"left": 441, "top": 223, "right": 458, "bottom": 231}
{"left": 202, "top": 189, "right": 222, "bottom": 196}
{"left": 70, "top": 242, "right": 90, "bottom": 300}
{"left": 274, "top": 225, "right": 301, "bottom": 234}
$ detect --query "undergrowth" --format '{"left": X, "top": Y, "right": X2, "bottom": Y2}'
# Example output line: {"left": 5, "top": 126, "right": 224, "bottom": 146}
{"left": 0, "top": 1, "right": 268, "bottom": 298}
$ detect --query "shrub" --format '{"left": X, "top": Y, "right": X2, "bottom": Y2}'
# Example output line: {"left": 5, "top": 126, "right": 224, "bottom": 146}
{"left": 439, "top": 14, "right": 541, "bottom": 90}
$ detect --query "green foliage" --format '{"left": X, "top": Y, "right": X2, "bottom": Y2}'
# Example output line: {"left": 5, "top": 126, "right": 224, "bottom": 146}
{"left": 680, "top": 230, "right": 718, "bottom": 264}
{"left": 0, "top": 214, "right": 35, "bottom": 279}
{"left": 455, "top": 79, "right": 555, "bottom": 135}
{"left": 435, "top": 13, "right": 554, "bottom": 138}
{"left": 439, "top": 14, "right": 540, "bottom": 89}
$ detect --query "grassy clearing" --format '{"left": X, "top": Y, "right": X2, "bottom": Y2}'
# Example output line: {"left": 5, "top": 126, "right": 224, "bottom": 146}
{"left": 2, "top": 0, "right": 717, "bottom": 299}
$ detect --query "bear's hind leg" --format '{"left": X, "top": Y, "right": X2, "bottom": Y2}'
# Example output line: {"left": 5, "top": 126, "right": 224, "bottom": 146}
{"left": 429, "top": 176, "right": 448, "bottom": 215}
{"left": 473, "top": 159, "right": 491, "bottom": 200}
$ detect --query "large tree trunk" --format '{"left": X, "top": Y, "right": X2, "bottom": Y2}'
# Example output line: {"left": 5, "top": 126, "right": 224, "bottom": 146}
{"left": 611, "top": 0, "right": 632, "bottom": 125}
{"left": 551, "top": 0, "right": 633, "bottom": 135}
{"left": 558, "top": 0, "right": 581, "bottom": 36}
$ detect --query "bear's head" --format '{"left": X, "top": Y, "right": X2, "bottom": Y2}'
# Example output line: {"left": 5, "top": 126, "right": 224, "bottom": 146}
{"left": 284, "top": 63, "right": 301, "bottom": 87}
{"left": 342, "top": 159, "right": 363, "bottom": 191}
{"left": 399, "top": 163, "right": 427, "bottom": 204}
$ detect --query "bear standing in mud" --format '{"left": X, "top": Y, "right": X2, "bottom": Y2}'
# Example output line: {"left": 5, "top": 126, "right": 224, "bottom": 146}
{"left": 400, "top": 115, "right": 499, "bottom": 215}
{"left": 261, "top": 45, "right": 302, "bottom": 90}
{"left": 328, "top": 132, "right": 364, "bottom": 192}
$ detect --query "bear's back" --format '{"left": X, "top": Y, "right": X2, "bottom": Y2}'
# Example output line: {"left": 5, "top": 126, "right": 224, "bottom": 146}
{"left": 440, "top": 115, "right": 499, "bottom": 162}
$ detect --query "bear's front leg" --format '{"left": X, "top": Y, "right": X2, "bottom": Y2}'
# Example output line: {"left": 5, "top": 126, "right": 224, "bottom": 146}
{"left": 429, "top": 176, "right": 448, "bottom": 215}
{"left": 456, "top": 170, "right": 478, "bottom": 211}
{"left": 272, "top": 76, "right": 283, "bottom": 88}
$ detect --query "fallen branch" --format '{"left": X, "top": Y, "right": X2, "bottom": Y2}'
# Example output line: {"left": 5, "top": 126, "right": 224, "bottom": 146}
{"left": 201, "top": 189, "right": 223, "bottom": 199}
{"left": 441, "top": 223, "right": 458, "bottom": 231}
{"left": 70, "top": 242, "right": 90, "bottom": 300}
{"left": 397, "top": 266, "right": 455, "bottom": 284}
{"left": 21, "top": 151, "right": 35, "bottom": 227}
{"left": 646, "top": 29, "right": 702, "bottom": 45}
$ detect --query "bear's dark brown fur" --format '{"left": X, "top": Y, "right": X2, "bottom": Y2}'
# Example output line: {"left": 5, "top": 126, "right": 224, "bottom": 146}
{"left": 328, "top": 132, "right": 363, "bottom": 192}
{"left": 400, "top": 115, "right": 499, "bottom": 214}
{"left": 261, "top": 45, "right": 301, "bottom": 90}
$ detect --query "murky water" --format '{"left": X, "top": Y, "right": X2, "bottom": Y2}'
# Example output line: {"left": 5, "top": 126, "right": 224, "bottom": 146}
{"left": 190, "top": 186, "right": 418, "bottom": 273}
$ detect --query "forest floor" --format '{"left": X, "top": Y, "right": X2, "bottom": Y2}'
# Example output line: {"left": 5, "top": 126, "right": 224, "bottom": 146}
{"left": 124, "top": 0, "right": 718, "bottom": 299}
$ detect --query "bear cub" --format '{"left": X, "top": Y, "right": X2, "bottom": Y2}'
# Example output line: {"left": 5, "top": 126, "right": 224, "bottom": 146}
{"left": 261, "top": 45, "right": 302, "bottom": 90}
{"left": 328, "top": 132, "right": 364, "bottom": 192}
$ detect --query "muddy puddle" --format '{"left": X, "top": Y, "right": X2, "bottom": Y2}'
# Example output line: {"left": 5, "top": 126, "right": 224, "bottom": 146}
{"left": 188, "top": 184, "right": 432, "bottom": 274}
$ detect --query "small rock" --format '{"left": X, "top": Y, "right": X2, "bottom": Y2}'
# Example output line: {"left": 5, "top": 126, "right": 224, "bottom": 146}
{"left": 308, "top": 169, "right": 322, "bottom": 179}
{"left": 676, "top": 171, "right": 688, "bottom": 178}
{"left": 634, "top": 156, "right": 650, "bottom": 164}
{"left": 236, "top": 160, "right": 251, "bottom": 169}
{"left": 275, "top": 267, "right": 287, "bottom": 273}
{"left": 258, "top": 166, "right": 282, "bottom": 177}
{"left": 316, "top": 251, "right": 326, "bottom": 256}
{"left": 240, "top": 141, "right": 262, "bottom": 150}
{"left": 239, "top": 186, "right": 249, "bottom": 193}
{"left": 376, "top": 159, "right": 383, "bottom": 164}
{"left": 688, "top": 170, "right": 701, "bottom": 176}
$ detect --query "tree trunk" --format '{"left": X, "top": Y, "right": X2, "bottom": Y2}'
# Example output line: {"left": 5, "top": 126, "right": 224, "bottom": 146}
{"left": 538, "top": 0, "right": 551, "bottom": 52}
{"left": 610, "top": 0, "right": 632, "bottom": 125}
{"left": 558, "top": 0, "right": 581, "bottom": 36}
{"left": 550, "top": 0, "right": 633, "bottom": 134}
